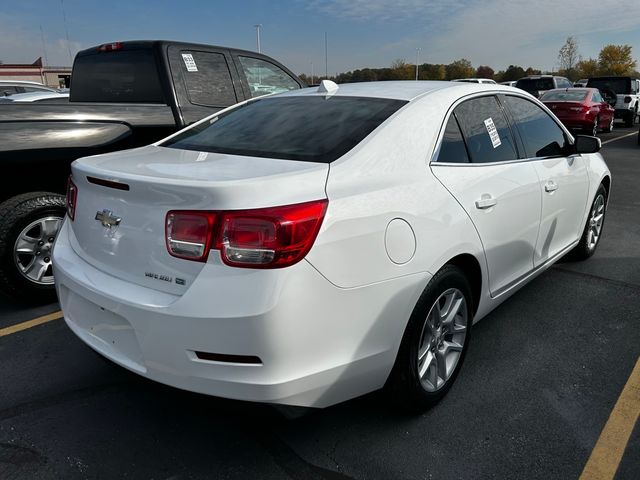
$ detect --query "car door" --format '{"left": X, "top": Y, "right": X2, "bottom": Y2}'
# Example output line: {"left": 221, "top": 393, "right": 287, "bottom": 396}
{"left": 431, "top": 95, "right": 542, "bottom": 296}
{"left": 592, "top": 89, "right": 614, "bottom": 128}
{"left": 502, "top": 95, "right": 590, "bottom": 266}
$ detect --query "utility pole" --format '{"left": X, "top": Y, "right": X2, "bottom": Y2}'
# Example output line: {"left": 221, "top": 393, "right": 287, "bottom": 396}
{"left": 415, "top": 48, "right": 421, "bottom": 81}
{"left": 39, "top": 25, "right": 49, "bottom": 66}
{"left": 310, "top": 61, "right": 314, "bottom": 84}
{"left": 324, "top": 32, "right": 328, "bottom": 79}
{"left": 254, "top": 24, "right": 262, "bottom": 53}
{"left": 60, "top": 0, "right": 73, "bottom": 63}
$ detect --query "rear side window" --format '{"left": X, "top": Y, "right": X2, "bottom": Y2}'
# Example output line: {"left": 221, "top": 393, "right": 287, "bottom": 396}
{"left": 587, "top": 78, "right": 631, "bottom": 95}
{"left": 70, "top": 49, "right": 164, "bottom": 103}
{"left": 436, "top": 115, "right": 469, "bottom": 163}
{"left": 238, "top": 56, "right": 299, "bottom": 98}
{"left": 453, "top": 96, "right": 518, "bottom": 163}
{"left": 180, "top": 51, "right": 237, "bottom": 107}
{"left": 503, "top": 96, "right": 569, "bottom": 158}
{"left": 162, "top": 96, "right": 406, "bottom": 163}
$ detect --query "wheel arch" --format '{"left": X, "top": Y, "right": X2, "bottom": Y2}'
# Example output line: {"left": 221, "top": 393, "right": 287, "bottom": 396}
{"left": 445, "top": 253, "right": 482, "bottom": 316}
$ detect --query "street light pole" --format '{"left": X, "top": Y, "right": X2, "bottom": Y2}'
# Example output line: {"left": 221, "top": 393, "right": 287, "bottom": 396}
{"left": 415, "top": 48, "right": 421, "bottom": 81}
{"left": 310, "top": 61, "right": 314, "bottom": 85}
{"left": 254, "top": 24, "right": 262, "bottom": 53}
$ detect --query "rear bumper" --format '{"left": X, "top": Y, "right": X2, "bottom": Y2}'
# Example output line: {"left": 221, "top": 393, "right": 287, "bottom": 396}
{"left": 53, "top": 220, "right": 429, "bottom": 408}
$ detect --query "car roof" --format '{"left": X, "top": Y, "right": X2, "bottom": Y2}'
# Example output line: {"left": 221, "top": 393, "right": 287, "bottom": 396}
{"left": 0, "top": 80, "right": 51, "bottom": 86}
{"left": 278, "top": 80, "right": 517, "bottom": 102}
{"left": 0, "top": 91, "right": 68, "bottom": 102}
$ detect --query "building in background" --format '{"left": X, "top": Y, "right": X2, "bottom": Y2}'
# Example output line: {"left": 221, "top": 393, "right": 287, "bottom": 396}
{"left": 0, "top": 57, "right": 71, "bottom": 88}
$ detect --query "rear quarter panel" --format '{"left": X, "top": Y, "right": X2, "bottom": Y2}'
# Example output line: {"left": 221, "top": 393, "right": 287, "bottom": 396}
{"left": 306, "top": 95, "right": 487, "bottom": 290}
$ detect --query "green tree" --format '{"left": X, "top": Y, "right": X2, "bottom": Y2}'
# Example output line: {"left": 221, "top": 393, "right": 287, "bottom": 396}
{"left": 476, "top": 65, "right": 494, "bottom": 79}
{"left": 577, "top": 58, "right": 599, "bottom": 78}
{"left": 501, "top": 65, "right": 526, "bottom": 81}
{"left": 598, "top": 44, "right": 637, "bottom": 76}
{"left": 419, "top": 63, "right": 446, "bottom": 80}
{"left": 525, "top": 67, "right": 541, "bottom": 76}
{"left": 558, "top": 36, "right": 581, "bottom": 80}
{"left": 445, "top": 59, "right": 474, "bottom": 80}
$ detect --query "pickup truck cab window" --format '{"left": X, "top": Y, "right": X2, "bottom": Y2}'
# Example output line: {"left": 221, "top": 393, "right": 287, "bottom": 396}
{"left": 180, "top": 51, "right": 238, "bottom": 107}
{"left": 70, "top": 49, "right": 165, "bottom": 103}
{"left": 238, "top": 56, "right": 300, "bottom": 98}
{"left": 453, "top": 96, "right": 518, "bottom": 163}
{"left": 503, "top": 95, "right": 569, "bottom": 158}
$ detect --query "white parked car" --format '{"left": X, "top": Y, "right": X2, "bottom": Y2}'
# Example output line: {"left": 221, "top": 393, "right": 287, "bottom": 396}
{"left": 0, "top": 91, "right": 69, "bottom": 103}
{"left": 53, "top": 81, "right": 610, "bottom": 410}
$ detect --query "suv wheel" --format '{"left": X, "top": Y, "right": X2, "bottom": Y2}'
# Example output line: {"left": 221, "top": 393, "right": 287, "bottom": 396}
{"left": 0, "top": 192, "right": 66, "bottom": 302}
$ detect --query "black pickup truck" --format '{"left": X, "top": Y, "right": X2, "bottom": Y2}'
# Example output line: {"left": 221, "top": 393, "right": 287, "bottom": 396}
{"left": 0, "top": 40, "right": 304, "bottom": 301}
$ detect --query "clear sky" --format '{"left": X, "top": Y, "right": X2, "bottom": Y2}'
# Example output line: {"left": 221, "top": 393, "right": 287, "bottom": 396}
{"left": 1, "top": 0, "right": 639, "bottom": 75}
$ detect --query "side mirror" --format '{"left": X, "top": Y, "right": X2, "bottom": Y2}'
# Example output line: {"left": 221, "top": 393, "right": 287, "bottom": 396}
{"left": 574, "top": 135, "right": 601, "bottom": 154}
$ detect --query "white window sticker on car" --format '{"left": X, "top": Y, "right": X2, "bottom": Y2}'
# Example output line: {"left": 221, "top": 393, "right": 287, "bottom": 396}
{"left": 484, "top": 117, "right": 502, "bottom": 148}
{"left": 182, "top": 53, "right": 198, "bottom": 72}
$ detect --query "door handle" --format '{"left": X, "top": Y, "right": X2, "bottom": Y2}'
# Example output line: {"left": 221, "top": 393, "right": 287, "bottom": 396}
{"left": 475, "top": 196, "right": 497, "bottom": 209}
{"left": 545, "top": 181, "right": 558, "bottom": 193}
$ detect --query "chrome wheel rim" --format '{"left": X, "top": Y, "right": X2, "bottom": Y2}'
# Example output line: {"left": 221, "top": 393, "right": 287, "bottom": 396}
{"left": 592, "top": 118, "right": 598, "bottom": 136}
{"left": 13, "top": 216, "right": 63, "bottom": 284}
{"left": 417, "top": 288, "right": 468, "bottom": 392}
{"left": 587, "top": 194, "right": 605, "bottom": 250}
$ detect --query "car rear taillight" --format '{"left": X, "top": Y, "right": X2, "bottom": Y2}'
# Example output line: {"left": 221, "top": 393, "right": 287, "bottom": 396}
{"left": 98, "top": 42, "right": 122, "bottom": 52}
{"left": 166, "top": 211, "right": 216, "bottom": 261}
{"left": 624, "top": 96, "right": 632, "bottom": 103}
{"left": 165, "top": 199, "right": 328, "bottom": 268}
{"left": 66, "top": 176, "right": 78, "bottom": 221}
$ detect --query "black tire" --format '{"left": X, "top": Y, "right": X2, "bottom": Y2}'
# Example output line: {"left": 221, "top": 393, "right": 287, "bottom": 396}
{"left": 584, "top": 116, "right": 599, "bottom": 136}
{"left": 566, "top": 184, "right": 607, "bottom": 261}
{"left": 0, "top": 192, "right": 66, "bottom": 303}
{"left": 624, "top": 110, "right": 634, "bottom": 128}
{"left": 386, "top": 265, "right": 473, "bottom": 412}
{"left": 603, "top": 116, "right": 614, "bottom": 133}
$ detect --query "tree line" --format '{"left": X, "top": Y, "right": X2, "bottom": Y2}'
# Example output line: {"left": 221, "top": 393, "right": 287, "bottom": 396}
{"left": 298, "top": 41, "right": 638, "bottom": 84}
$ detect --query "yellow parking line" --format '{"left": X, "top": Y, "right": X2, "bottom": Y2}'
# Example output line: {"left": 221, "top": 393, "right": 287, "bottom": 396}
{"left": 0, "top": 311, "right": 63, "bottom": 337}
{"left": 580, "top": 357, "right": 640, "bottom": 480}
{"left": 601, "top": 132, "right": 637, "bottom": 145}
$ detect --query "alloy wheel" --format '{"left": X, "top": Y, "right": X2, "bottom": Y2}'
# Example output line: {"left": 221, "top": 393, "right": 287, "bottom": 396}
{"left": 13, "top": 216, "right": 63, "bottom": 284}
{"left": 587, "top": 194, "right": 605, "bottom": 250}
{"left": 417, "top": 288, "right": 468, "bottom": 392}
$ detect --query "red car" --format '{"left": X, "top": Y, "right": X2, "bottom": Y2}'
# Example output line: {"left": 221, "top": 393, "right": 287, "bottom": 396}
{"left": 540, "top": 88, "right": 615, "bottom": 136}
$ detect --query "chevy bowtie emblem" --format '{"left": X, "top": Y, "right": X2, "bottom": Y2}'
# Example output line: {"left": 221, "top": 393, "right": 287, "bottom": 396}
{"left": 95, "top": 209, "right": 122, "bottom": 228}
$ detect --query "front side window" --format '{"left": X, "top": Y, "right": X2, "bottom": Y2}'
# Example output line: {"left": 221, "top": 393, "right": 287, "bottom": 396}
{"left": 453, "top": 96, "right": 518, "bottom": 163}
{"left": 504, "top": 96, "right": 569, "bottom": 158}
{"left": 238, "top": 56, "right": 299, "bottom": 98}
{"left": 162, "top": 95, "right": 406, "bottom": 163}
{"left": 436, "top": 114, "right": 469, "bottom": 163}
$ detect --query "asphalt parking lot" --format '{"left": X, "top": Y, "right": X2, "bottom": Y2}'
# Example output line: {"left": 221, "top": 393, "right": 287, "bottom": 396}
{"left": 1, "top": 126, "right": 638, "bottom": 480}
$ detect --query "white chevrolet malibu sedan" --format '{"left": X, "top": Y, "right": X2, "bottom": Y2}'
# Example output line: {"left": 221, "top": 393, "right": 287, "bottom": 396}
{"left": 53, "top": 81, "right": 610, "bottom": 410}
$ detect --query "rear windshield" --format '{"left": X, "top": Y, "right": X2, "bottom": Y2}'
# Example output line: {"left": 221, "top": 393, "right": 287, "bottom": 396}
{"left": 540, "top": 90, "right": 587, "bottom": 102}
{"left": 70, "top": 49, "right": 165, "bottom": 103}
{"left": 516, "top": 78, "right": 555, "bottom": 91}
{"left": 586, "top": 78, "right": 630, "bottom": 95}
{"left": 162, "top": 96, "right": 407, "bottom": 163}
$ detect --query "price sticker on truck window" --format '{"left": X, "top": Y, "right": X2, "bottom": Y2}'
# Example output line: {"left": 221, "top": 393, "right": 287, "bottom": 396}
{"left": 484, "top": 117, "right": 502, "bottom": 148}
{"left": 182, "top": 53, "right": 198, "bottom": 72}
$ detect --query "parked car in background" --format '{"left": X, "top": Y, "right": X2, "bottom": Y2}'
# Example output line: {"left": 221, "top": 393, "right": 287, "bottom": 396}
{"left": 574, "top": 79, "right": 588, "bottom": 87}
{"left": 0, "top": 92, "right": 69, "bottom": 103}
{"left": 0, "top": 40, "right": 304, "bottom": 302}
{"left": 500, "top": 81, "right": 517, "bottom": 87}
{"left": 586, "top": 76, "right": 640, "bottom": 127}
{"left": 0, "top": 80, "right": 57, "bottom": 96}
{"left": 54, "top": 81, "right": 610, "bottom": 410}
{"left": 540, "top": 88, "right": 615, "bottom": 135}
{"left": 452, "top": 78, "right": 497, "bottom": 84}
{"left": 515, "top": 75, "right": 572, "bottom": 98}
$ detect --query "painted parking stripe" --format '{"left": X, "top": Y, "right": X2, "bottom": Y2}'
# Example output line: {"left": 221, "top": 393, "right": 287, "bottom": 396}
{"left": 0, "top": 311, "right": 63, "bottom": 337}
{"left": 579, "top": 357, "right": 640, "bottom": 480}
{"left": 602, "top": 131, "right": 637, "bottom": 145}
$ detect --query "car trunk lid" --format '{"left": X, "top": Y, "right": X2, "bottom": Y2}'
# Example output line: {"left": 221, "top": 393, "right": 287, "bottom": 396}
{"left": 68, "top": 145, "right": 329, "bottom": 295}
